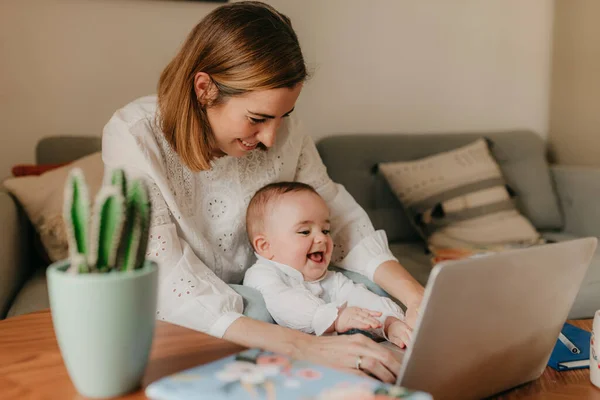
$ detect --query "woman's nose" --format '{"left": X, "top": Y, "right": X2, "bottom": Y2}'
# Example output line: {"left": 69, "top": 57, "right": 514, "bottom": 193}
{"left": 257, "top": 121, "right": 279, "bottom": 148}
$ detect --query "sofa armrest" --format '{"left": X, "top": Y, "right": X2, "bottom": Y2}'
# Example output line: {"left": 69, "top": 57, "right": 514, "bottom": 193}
{"left": 551, "top": 165, "right": 600, "bottom": 237}
{"left": 0, "top": 190, "right": 33, "bottom": 319}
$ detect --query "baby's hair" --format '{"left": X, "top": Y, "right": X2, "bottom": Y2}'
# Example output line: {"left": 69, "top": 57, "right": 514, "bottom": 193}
{"left": 246, "top": 181, "right": 318, "bottom": 246}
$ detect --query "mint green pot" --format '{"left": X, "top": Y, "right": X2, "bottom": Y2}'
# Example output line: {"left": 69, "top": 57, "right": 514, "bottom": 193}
{"left": 47, "top": 259, "right": 158, "bottom": 398}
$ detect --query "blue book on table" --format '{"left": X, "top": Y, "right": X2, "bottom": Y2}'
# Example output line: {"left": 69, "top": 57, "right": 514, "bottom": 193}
{"left": 547, "top": 322, "right": 591, "bottom": 371}
{"left": 146, "top": 348, "right": 432, "bottom": 399}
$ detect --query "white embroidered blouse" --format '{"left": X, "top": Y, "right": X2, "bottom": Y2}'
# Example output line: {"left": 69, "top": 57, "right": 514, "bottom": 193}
{"left": 244, "top": 253, "right": 404, "bottom": 337}
{"left": 101, "top": 95, "right": 398, "bottom": 338}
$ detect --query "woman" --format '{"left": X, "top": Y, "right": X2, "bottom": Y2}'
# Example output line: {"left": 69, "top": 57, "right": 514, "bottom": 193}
{"left": 102, "top": 1, "right": 424, "bottom": 382}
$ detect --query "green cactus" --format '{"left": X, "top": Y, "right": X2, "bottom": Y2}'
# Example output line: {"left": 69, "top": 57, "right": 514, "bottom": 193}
{"left": 117, "top": 179, "right": 151, "bottom": 271}
{"left": 110, "top": 168, "right": 127, "bottom": 198}
{"left": 62, "top": 168, "right": 152, "bottom": 273}
{"left": 63, "top": 169, "right": 91, "bottom": 273}
{"left": 89, "top": 187, "right": 126, "bottom": 272}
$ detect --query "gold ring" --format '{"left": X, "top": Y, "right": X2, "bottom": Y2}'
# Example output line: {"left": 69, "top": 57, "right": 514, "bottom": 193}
{"left": 355, "top": 355, "right": 362, "bottom": 370}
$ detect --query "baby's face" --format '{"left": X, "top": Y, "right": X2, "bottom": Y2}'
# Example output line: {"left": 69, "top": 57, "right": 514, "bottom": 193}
{"left": 263, "top": 191, "right": 333, "bottom": 281}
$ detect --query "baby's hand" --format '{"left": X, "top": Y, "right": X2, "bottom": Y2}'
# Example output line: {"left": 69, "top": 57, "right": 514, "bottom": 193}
{"left": 334, "top": 306, "right": 382, "bottom": 333}
{"left": 386, "top": 318, "right": 412, "bottom": 349}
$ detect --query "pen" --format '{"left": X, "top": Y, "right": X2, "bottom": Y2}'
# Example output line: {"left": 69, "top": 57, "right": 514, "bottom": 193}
{"left": 558, "top": 332, "right": 581, "bottom": 354}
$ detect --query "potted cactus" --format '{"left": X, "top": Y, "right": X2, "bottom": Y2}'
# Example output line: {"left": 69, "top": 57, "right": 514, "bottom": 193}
{"left": 46, "top": 167, "right": 158, "bottom": 399}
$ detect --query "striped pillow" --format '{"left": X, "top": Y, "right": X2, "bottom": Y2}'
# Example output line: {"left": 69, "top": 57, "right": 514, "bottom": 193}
{"left": 378, "top": 138, "right": 541, "bottom": 249}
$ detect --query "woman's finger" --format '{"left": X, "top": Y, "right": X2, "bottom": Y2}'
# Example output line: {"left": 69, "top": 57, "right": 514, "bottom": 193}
{"left": 401, "top": 330, "right": 412, "bottom": 346}
{"left": 338, "top": 367, "right": 369, "bottom": 378}
{"left": 338, "top": 350, "right": 396, "bottom": 383}
{"left": 358, "top": 356, "right": 396, "bottom": 383}
{"left": 345, "top": 335, "right": 402, "bottom": 374}
{"left": 389, "top": 334, "right": 406, "bottom": 349}
{"left": 394, "top": 320, "right": 413, "bottom": 344}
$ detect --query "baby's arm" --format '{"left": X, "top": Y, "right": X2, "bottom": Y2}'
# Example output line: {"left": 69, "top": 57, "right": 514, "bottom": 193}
{"left": 329, "top": 272, "right": 410, "bottom": 347}
{"left": 243, "top": 264, "right": 339, "bottom": 335}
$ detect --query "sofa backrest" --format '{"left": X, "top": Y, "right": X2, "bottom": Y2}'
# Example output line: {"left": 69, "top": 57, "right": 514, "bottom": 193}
{"left": 36, "top": 132, "right": 563, "bottom": 244}
{"left": 36, "top": 136, "right": 101, "bottom": 165}
{"left": 316, "top": 130, "right": 563, "bottom": 242}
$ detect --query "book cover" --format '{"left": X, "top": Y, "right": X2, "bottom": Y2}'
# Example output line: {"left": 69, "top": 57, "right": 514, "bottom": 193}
{"left": 145, "top": 348, "right": 432, "bottom": 399}
{"left": 547, "top": 323, "right": 591, "bottom": 371}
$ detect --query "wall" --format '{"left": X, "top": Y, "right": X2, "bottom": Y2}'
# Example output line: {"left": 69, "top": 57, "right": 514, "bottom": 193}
{"left": 0, "top": 0, "right": 554, "bottom": 178}
{"left": 548, "top": 0, "right": 600, "bottom": 166}
{"left": 0, "top": 0, "right": 218, "bottom": 179}
{"left": 269, "top": 0, "right": 554, "bottom": 142}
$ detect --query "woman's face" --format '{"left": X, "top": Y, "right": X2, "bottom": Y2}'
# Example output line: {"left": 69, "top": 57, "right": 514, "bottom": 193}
{"left": 206, "top": 84, "right": 303, "bottom": 157}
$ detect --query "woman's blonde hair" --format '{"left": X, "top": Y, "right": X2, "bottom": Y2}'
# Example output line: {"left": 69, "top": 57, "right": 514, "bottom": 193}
{"left": 158, "top": 1, "right": 307, "bottom": 171}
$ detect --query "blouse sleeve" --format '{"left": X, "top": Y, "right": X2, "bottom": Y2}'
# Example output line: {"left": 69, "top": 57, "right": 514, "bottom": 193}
{"left": 102, "top": 113, "right": 243, "bottom": 338}
{"left": 244, "top": 265, "right": 339, "bottom": 336}
{"left": 293, "top": 130, "right": 398, "bottom": 281}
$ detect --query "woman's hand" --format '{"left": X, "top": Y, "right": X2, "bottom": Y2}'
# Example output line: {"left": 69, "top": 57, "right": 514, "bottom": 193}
{"left": 224, "top": 316, "right": 401, "bottom": 383}
{"left": 403, "top": 295, "right": 423, "bottom": 329}
{"left": 334, "top": 305, "right": 382, "bottom": 333}
{"left": 372, "top": 260, "right": 425, "bottom": 329}
{"left": 296, "top": 332, "right": 401, "bottom": 383}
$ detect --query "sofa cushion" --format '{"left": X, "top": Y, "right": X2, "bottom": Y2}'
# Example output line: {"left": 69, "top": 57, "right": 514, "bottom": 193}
{"left": 540, "top": 231, "right": 600, "bottom": 319}
{"left": 9, "top": 162, "right": 75, "bottom": 265}
{"left": 317, "top": 131, "right": 563, "bottom": 242}
{"left": 2, "top": 152, "right": 104, "bottom": 263}
{"left": 379, "top": 138, "right": 541, "bottom": 250}
{"left": 6, "top": 267, "right": 49, "bottom": 318}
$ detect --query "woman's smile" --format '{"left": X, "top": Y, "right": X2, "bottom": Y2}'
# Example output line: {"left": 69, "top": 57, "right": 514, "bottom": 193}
{"left": 238, "top": 138, "right": 259, "bottom": 151}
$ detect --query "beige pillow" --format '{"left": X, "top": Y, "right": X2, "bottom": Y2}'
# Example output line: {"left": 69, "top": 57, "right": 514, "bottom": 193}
{"left": 3, "top": 152, "right": 104, "bottom": 262}
{"left": 378, "top": 139, "right": 541, "bottom": 249}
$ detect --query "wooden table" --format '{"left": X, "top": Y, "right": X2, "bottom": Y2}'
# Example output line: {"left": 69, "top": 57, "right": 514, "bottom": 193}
{"left": 1, "top": 310, "right": 599, "bottom": 399}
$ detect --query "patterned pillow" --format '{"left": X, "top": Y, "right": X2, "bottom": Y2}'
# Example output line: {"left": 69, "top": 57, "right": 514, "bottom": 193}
{"left": 378, "top": 139, "right": 541, "bottom": 255}
{"left": 3, "top": 152, "right": 104, "bottom": 263}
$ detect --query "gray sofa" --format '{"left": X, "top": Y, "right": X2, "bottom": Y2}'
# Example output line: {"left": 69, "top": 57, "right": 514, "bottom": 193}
{"left": 2, "top": 131, "right": 600, "bottom": 320}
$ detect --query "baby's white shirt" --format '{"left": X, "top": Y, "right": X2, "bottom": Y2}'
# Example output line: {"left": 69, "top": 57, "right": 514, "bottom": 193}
{"left": 244, "top": 253, "right": 405, "bottom": 336}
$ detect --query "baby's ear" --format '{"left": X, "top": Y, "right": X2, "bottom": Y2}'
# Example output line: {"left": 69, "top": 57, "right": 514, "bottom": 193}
{"left": 253, "top": 235, "right": 271, "bottom": 258}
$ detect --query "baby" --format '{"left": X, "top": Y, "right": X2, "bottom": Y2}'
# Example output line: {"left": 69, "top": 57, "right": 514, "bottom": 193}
{"left": 243, "top": 181, "right": 411, "bottom": 348}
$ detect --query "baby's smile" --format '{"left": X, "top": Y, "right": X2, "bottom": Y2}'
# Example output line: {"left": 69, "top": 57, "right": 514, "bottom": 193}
{"left": 307, "top": 251, "right": 325, "bottom": 264}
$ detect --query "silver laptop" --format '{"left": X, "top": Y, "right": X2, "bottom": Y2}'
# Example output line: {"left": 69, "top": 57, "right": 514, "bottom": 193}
{"left": 386, "top": 237, "right": 597, "bottom": 400}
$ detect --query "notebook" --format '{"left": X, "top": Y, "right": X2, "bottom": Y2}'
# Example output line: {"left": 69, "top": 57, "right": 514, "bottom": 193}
{"left": 547, "top": 323, "right": 591, "bottom": 371}
{"left": 145, "top": 348, "right": 432, "bottom": 400}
